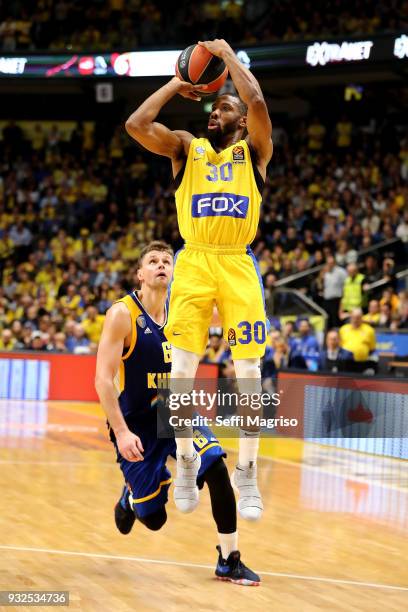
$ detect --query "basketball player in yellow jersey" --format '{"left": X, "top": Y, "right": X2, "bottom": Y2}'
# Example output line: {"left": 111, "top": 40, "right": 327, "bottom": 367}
{"left": 125, "top": 39, "right": 273, "bottom": 521}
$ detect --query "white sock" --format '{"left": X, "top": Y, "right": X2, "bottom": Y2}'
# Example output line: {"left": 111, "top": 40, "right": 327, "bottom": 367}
{"left": 238, "top": 429, "right": 259, "bottom": 468}
{"left": 175, "top": 427, "right": 194, "bottom": 458}
{"left": 219, "top": 532, "right": 238, "bottom": 560}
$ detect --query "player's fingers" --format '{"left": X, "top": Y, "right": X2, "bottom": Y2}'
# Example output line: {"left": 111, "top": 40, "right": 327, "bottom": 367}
{"left": 127, "top": 451, "right": 142, "bottom": 462}
{"left": 135, "top": 437, "right": 144, "bottom": 453}
{"left": 131, "top": 441, "right": 144, "bottom": 461}
{"left": 121, "top": 445, "right": 140, "bottom": 462}
{"left": 194, "top": 83, "right": 208, "bottom": 91}
{"left": 123, "top": 449, "right": 137, "bottom": 462}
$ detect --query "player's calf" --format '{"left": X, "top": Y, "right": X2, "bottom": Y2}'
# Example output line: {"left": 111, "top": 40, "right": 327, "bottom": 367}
{"left": 231, "top": 461, "right": 263, "bottom": 521}
{"left": 233, "top": 359, "right": 264, "bottom": 520}
{"left": 173, "top": 451, "right": 201, "bottom": 513}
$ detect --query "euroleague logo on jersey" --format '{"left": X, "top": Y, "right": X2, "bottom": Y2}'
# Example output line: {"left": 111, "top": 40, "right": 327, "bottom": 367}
{"left": 137, "top": 315, "right": 146, "bottom": 329}
{"left": 232, "top": 145, "right": 245, "bottom": 163}
{"left": 191, "top": 192, "right": 249, "bottom": 218}
{"left": 228, "top": 328, "right": 237, "bottom": 346}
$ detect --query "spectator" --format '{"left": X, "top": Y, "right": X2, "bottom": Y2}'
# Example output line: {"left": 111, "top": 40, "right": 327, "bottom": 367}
{"left": 378, "top": 302, "right": 392, "bottom": 327}
{"left": 381, "top": 258, "right": 397, "bottom": 289}
{"left": 339, "top": 308, "right": 376, "bottom": 362}
{"left": 51, "top": 331, "right": 68, "bottom": 352}
{"left": 203, "top": 328, "right": 230, "bottom": 364}
{"left": 0, "top": 230, "right": 15, "bottom": 262}
{"left": 362, "top": 300, "right": 381, "bottom": 326}
{"left": 10, "top": 320, "right": 23, "bottom": 345}
{"left": 262, "top": 335, "right": 306, "bottom": 385}
{"left": 282, "top": 320, "right": 297, "bottom": 350}
{"left": 0, "top": 328, "right": 16, "bottom": 350}
{"left": 28, "top": 331, "right": 46, "bottom": 351}
{"left": 291, "top": 319, "right": 320, "bottom": 370}
{"left": 60, "top": 284, "right": 81, "bottom": 313}
{"left": 397, "top": 291, "right": 408, "bottom": 328}
{"left": 335, "top": 240, "right": 357, "bottom": 267}
{"left": 96, "top": 287, "right": 112, "bottom": 314}
{"left": 361, "top": 204, "right": 380, "bottom": 236}
{"left": 9, "top": 221, "right": 33, "bottom": 263}
{"left": 322, "top": 254, "right": 347, "bottom": 327}
{"left": 339, "top": 263, "right": 365, "bottom": 321}
{"left": 23, "top": 305, "right": 39, "bottom": 330}
{"left": 61, "top": 322, "right": 74, "bottom": 351}
{"left": 81, "top": 305, "right": 105, "bottom": 344}
{"left": 71, "top": 324, "right": 91, "bottom": 354}
{"left": 319, "top": 329, "right": 354, "bottom": 372}
{"left": 307, "top": 117, "right": 326, "bottom": 151}
{"left": 0, "top": 18, "right": 17, "bottom": 51}
{"left": 396, "top": 210, "right": 408, "bottom": 243}
{"left": 362, "top": 255, "right": 381, "bottom": 287}
{"left": 380, "top": 287, "right": 400, "bottom": 314}
{"left": 335, "top": 114, "right": 352, "bottom": 151}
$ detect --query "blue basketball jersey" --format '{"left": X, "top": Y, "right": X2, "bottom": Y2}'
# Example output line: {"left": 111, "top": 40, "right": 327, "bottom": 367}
{"left": 114, "top": 291, "right": 171, "bottom": 424}
{"left": 110, "top": 292, "right": 225, "bottom": 519}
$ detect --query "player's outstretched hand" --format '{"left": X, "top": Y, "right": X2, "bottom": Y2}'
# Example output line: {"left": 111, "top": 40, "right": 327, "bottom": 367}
{"left": 172, "top": 76, "right": 208, "bottom": 101}
{"left": 197, "top": 39, "right": 232, "bottom": 58}
{"left": 116, "top": 429, "right": 145, "bottom": 462}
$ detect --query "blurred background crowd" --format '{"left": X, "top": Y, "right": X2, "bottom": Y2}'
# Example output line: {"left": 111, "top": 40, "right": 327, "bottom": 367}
{"left": 0, "top": 0, "right": 407, "bottom": 51}
{"left": 0, "top": 0, "right": 407, "bottom": 384}
{"left": 0, "top": 109, "right": 406, "bottom": 381}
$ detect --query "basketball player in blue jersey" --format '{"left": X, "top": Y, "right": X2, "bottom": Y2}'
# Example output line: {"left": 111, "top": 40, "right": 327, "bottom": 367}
{"left": 125, "top": 39, "right": 273, "bottom": 521}
{"left": 95, "top": 241, "right": 260, "bottom": 586}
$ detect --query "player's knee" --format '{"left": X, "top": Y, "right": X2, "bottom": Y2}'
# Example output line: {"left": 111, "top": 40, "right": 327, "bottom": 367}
{"left": 137, "top": 507, "right": 167, "bottom": 531}
{"left": 171, "top": 346, "right": 200, "bottom": 379}
{"left": 203, "top": 457, "right": 231, "bottom": 490}
{"left": 234, "top": 358, "right": 262, "bottom": 395}
{"left": 233, "top": 357, "right": 261, "bottom": 379}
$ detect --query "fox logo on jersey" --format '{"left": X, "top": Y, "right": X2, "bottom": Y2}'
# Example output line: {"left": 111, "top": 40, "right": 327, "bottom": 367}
{"left": 192, "top": 193, "right": 249, "bottom": 218}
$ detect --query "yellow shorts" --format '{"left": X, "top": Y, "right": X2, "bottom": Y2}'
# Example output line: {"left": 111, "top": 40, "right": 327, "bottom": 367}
{"left": 164, "top": 242, "right": 267, "bottom": 359}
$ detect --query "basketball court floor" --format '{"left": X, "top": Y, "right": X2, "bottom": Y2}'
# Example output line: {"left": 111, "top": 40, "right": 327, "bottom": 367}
{"left": 0, "top": 399, "right": 407, "bottom": 611}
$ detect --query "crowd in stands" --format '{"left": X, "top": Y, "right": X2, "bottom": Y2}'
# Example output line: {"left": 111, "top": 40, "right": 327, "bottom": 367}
{"left": 0, "top": 109, "right": 407, "bottom": 379}
{"left": 0, "top": 0, "right": 406, "bottom": 52}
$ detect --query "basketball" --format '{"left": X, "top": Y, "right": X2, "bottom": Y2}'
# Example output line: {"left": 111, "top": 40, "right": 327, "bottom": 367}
{"left": 176, "top": 44, "right": 228, "bottom": 93}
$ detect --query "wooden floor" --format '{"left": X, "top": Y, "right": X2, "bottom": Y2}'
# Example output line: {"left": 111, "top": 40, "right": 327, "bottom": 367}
{"left": 0, "top": 399, "right": 407, "bottom": 612}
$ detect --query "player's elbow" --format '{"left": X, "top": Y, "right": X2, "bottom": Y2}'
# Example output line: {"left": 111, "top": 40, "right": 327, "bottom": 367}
{"left": 125, "top": 116, "right": 149, "bottom": 137}
{"left": 248, "top": 94, "right": 265, "bottom": 110}
{"left": 248, "top": 91, "right": 265, "bottom": 107}
{"left": 94, "top": 374, "right": 103, "bottom": 395}
{"left": 94, "top": 373, "right": 109, "bottom": 396}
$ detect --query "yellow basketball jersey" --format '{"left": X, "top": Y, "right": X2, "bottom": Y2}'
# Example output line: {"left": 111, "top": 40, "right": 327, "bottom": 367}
{"left": 175, "top": 138, "right": 263, "bottom": 246}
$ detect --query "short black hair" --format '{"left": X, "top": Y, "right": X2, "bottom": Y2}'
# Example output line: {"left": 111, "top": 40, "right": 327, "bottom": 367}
{"left": 215, "top": 94, "right": 247, "bottom": 116}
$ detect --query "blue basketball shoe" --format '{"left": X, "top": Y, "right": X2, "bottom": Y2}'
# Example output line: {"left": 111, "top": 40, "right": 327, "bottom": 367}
{"left": 114, "top": 485, "right": 136, "bottom": 535}
{"left": 215, "top": 546, "right": 260, "bottom": 586}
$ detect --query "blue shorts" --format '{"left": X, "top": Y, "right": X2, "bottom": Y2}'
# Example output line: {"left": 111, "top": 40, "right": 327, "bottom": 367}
{"left": 111, "top": 423, "right": 225, "bottom": 518}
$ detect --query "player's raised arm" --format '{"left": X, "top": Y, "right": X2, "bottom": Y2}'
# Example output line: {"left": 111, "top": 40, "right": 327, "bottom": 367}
{"left": 95, "top": 303, "right": 144, "bottom": 462}
{"left": 125, "top": 77, "right": 207, "bottom": 166}
{"left": 198, "top": 39, "right": 273, "bottom": 173}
